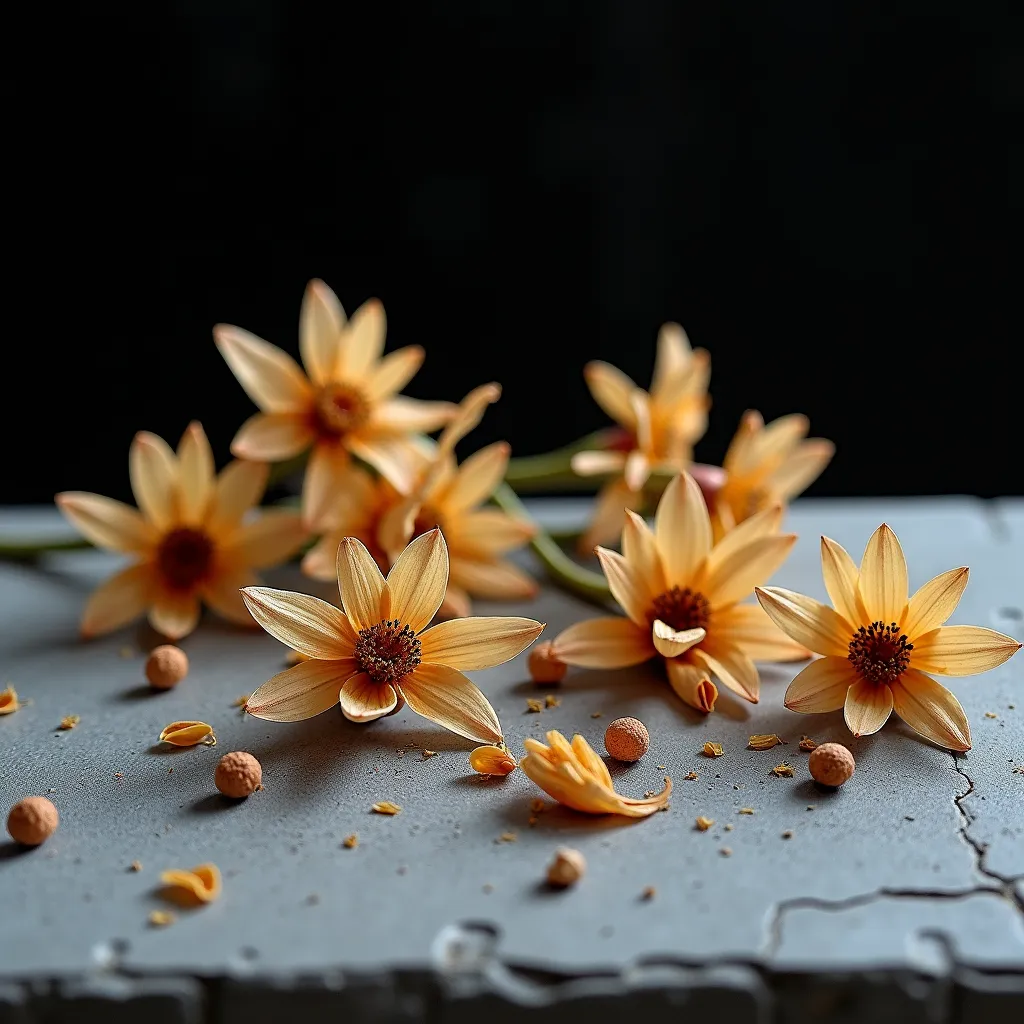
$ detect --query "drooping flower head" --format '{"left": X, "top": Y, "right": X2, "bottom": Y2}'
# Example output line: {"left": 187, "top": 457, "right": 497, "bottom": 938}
{"left": 57, "top": 423, "right": 306, "bottom": 640}
{"left": 713, "top": 411, "right": 833, "bottom": 541}
{"left": 756, "top": 524, "right": 1021, "bottom": 751}
{"left": 303, "top": 383, "right": 537, "bottom": 617}
{"left": 550, "top": 472, "right": 806, "bottom": 713}
{"left": 243, "top": 529, "right": 544, "bottom": 743}
{"left": 572, "top": 324, "right": 711, "bottom": 549}
{"left": 214, "top": 279, "right": 455, "bottom": 527}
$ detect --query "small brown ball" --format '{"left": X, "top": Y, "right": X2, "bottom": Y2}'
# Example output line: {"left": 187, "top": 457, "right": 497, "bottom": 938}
{"left": 7, "top": 796, "right": 59, "bottom": 846}
{"left": 546, "top": 847, "right": 586, "bottom": 887}
{"left": 605, "top": 717, "right": 650, "bottom": 762}
{"left": 808, "top": 742, "right": 855, "bottom": 787}
{"left": 215, "top": 751, "right": 263, "bottom": 798}
{"left": 529, "top": 641, "right": 567, "bottom": 684}
{"left": 145, "top": 645, "right": 189, "bottom": 690}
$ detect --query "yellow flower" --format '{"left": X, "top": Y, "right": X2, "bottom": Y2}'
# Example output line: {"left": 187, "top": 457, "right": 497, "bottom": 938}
{"left": 214, "top": 279, "right": 455, "bottom": 527}
{"left": 520, "top": 730, "right": 670, "bottom": 817}
{"left": 756, "top": 524, "right": 1021, "bottom": 752}
{"left": 572, "top": 323, "right": 710, "bottom": 549}
{"left": 303, "top": 384, "right": 537, "bottom": 617}
{"left": 56, "top": 423, "right": 305, "bottom": 640}
{"left": 243, "top": 529, "right": 544, "bottom": 743}
{"left": 550, "top": 472, "right": 806, "bottom": 712}
{"left": 714, "top": 411, "right": 833, "bottom": 540}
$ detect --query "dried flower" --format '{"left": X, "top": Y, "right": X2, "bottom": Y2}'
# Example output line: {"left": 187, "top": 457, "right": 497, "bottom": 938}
{"left": 0, "top": 685, "right": 20, "bottom": 715}
{"left": 215, "top": 281, "right": 456, "bottom": 527}
{"left": 6, "top": 797, "right": 59, "bottom": 846}
{"left": 550, "top": 473, "right": 806, "bottom": 714}
{"left": 713, "top": 411, "right": 833, "bottom": 541}
{"left": 529, "top": 641, "right": 568, "bottom": 684}
{"left": 159, "top": 863, "right": 221, "bottom": 906}
{"left": 372, "top": 801, "right": 402, "bottom": 815}
{"left": 573, "top": 324, "right": 711, "bottom": 549}
{"left": 695, "top": 816, "right": 714, "bottom": 831}
{"left": 244, "top": 529, "right": 543, "bottom": 742}
{"left": 808, "top": 742, "right": 855, "bottom": 787}
{"left": 469, "top": 745, "right": 517, "bottom": 776}
{"left": 747, "top": 733, "right": 784, "bottom": 750}
{"left": 771, "top": 764, "right": 795, "bottom": 778}
{"left": 57, "top": 423, "right": 305, "bottom": 640}
{"left": 158, "top": 721, "right": 216, "bottom": 747}
{"left": 59, "top": 715, "right": 80, "bottom": 730}
{"left": 604, "top": 717, "right": 650, "bottom": 762}
{"left": 149, "top": 910, "right": 175, "bottom": 927}
{"left": 146, "top": 645, "right": 189, "bottom": 690}
{"left": 520, "top": 730, "right": 671, "bottom": 818}
{"left": 703, "top": 742, "right": 724, "bottom": 757}
{"left": 546, "top": 847, "right": 586, "bottom": 887}
{"left": 214, "top": 751, "right": 262, "bottom": 798}
{"left": 757, "top": 525, "right": 1022, "bottom": 751}
{"left": 343, "top": 834, "right": 358, "bottom": 848}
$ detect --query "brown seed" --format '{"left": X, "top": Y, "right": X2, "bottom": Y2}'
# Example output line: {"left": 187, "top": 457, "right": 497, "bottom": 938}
{"left": 342, "top": 834, "right": 358, "bottom": 849}
{"left": 798, "top": 736, "right": 818, "bottom": 752}
{"left": 808, "top": 742, "right": 855, "bottom": 787}
{"left": 214, "top": 751, "right": 262, "bottom": 798}
{"left": 529, "top": 641, "right": 567, "bottom": 684}
{"left": 546, "top": 847, "right": 586, "bottom": 887}
{"left": 605, "top": 717, "right": 650, "bottom": 762}
{"left": 6, "top": 796, "right": 59, "bottom": 846}
{"left": 145, "top": 645, "right": 189, "bottom": 690}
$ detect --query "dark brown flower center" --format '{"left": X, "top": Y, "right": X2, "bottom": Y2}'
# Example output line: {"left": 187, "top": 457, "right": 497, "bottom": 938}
{"left": 157, "top": 528, "right": 214, "bottom": 591}
{"left": 649, "top": 586, "right": 711, "bottom": 633}
{"left": 314, "top": 383, "right": 369, "bottom": 437}
{"left": 847, "top": 621, "right": 913, "bottom": 685}
{"left": 354, "top": 619, "right": 422, "bottom": 684}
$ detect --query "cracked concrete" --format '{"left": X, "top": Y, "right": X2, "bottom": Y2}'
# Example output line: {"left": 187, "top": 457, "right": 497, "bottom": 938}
{"left": 1, "top": 500, "right": 1022, "bottom": 1020}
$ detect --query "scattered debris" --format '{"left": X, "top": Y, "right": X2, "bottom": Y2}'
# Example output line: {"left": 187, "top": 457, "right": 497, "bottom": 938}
{"left": 984, "top": 712, "right": 998, "bottom": 719}
{"left": 421, "top": 749, "right": 438, "bottom": 759}
{"left": 798, "top": 736, "right": 818, "bottom": 752}
{"left": 695, "top": 816, "right": 714, "bottom": 831}
{"left": 469, "top": 745, "right": 517, "bottom": 776}
{"left": 342, "top": 834, "right": 358, "bottom": 849}
{"left": 158, "top": 863, "right": 221, "bottom": 906}
{"left": 747, "top": 733, "right": 784, "bottom": 750}
{"left": 781, "top": 830, "right": 794, "bottom": 840}
{"left": 525, "top": 698, "right": 544, "bottom": 713}
{"left": 641, "top": 886, "right": 656, "bottom": 901}
{"left": 148, "top": 910, "right": 175, "bottom": 927}
{"left": 771, "top": 763, "right": 795, "bottom": 778}
{"left": 724, "top": 823, "right": 734, "bottom": 832}
{"left": 702, "top": 742, "right": 724, "bottom": 757}
{"left": 720, "top": 847, "right": 733, "bottom": 857}
{"left": 130, "top": 861, "right": 143, "bottom": 872}
{"left": 546, "top": 847, "right": 585, "bottom": 887}
{"left": 496, "top": 831, "right": 518, "bottom": 843}
{"left": 371, "top": 801, "right": 401, "bottom": 815}
{"left": 684, "top": 771, "right": 699, "bottom": 781}
{"left": 590, "top": 711, "right": 603, "bottom": 718}
{"left": 158, "top": 721, "right": 216, "bottom": 747}
{"left": 530, "top": 798, "right": 547, "bottom": 813}
{"left": 739, "top": 808, "right": 755, "bottom": 815}
{"left": 482, "top": 883, "right": 494, "bottom": 893}
{"left": 119, "top": 646, "right": 135, "bottom": 659}
{"left": 59, "top": 715, "right": 80, "bottom": 730}
{"left": 544, "top": 693, "right": 561, "bottom": 708}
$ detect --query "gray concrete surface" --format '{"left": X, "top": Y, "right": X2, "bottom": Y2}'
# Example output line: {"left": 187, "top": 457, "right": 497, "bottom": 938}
{"left": 1, "top": 499, "right": 1021, "bottom": 1021}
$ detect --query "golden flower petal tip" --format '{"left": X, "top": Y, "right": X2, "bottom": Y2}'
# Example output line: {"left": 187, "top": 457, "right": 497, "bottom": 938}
{"left": 0, "top": 685, "right": 20, "bottom": 714}
{"left": 159, "top": 863, "right": 222, "bottom": 906}
{"left": 519, "top": 730, "right": 671, "bottom": 818}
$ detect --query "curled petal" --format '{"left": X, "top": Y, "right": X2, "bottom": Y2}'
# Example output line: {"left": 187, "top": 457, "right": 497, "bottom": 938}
{"left": 695, "top": 641, "right": 760, "bottom": 702}
{"left": 339, "top": 673, "right": 398, "bottom": 723}
{"left": 240, "top": 586, "right": 357, "bottom": 659}
{"left": 844, "top": 679, "right": 893, "bottom": 737}
{"left": 785, "top": 656, "right": 858, "bottom": 713}
{"left": 551, "top": 617, "right": 654, "bottom": 668}
{"left": 666, "top": 658, "right": 718, "bottom": 712}
{"left": 755, "top": 586, "right": 851, "bottom": 657}
{"left": 246, "top": 659, "right": 354, "bottom": 722}
{"left": 911, "top": 625, "right": 1022, "bottom": 677}
{"left": 418, "top": 616, "right": 544, "bottom": 670}
{"left": 890, "top": 669, "right": 971, "bottom": 752}
{"left": 652, "top": 620, "right": 705, "bottom": 659}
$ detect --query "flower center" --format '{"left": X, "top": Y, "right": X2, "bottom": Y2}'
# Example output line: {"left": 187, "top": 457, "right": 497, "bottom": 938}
{"left": 649, "top": 586, "right": 711, "bottom": 632}
{"left": 314, "top": 383, "right": 369, "bottom": 437}
{"left": 354, "top": 619, "right": 422, "bottom": 684}
{"left": 157, "top": 528, "right": 214, "bottom": 591}
{"left": 847, "top": 621, "right": 913, "bottom": 685}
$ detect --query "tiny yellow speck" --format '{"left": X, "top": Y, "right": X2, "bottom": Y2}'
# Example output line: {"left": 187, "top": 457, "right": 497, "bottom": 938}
{"left": 703, "top": 742, "right": 724, "bottom": 757}
{"left": 798, "top": 736, "right": 818, "bottom": 752}
{"left": 771, "top": 763, "right": 796, "bottom": 778}
{"left": 985, "top": 712, "right": 998, "bottom": 719}
{"left": 372, "top": 801, "right": 401, "bottom": 815}
{"left": 343, "top": 834, "right": 358, "bottom": 849}
{"left": 747, "top": 733, "right": 784, "bottom": 750}
{"left": 149, "top": 910, "right": 175, "bottom": 927}
{"left": 496, "top": 831, "right": 517, "bottom": 843}
{"left": 695, "top": 816, "right": 714, "bottom": 831}
{"left": 724, "top": 823, "right": 734, "bottom": 831}
{"left": 59, "top": 715, "right": 80, "bottom": 730}
{"left": 720, "top": 847, "right": 733, "bottom": 857}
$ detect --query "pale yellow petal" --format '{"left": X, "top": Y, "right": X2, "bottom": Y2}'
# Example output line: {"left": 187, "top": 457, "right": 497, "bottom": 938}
{"left": 752, "top": 413, "right": 809, "bottom": 467}
{"left": 201, "top": 567, "right": 259, "bottom": 628}
{"left": 372, "top": 396, "right": 457, "bottom": 434}
{"left": 362, "top": 345, "right": 425, "bottom": 402}
{"left": 246, "top": 659, "right": 353, "bottom": 722}
{"left": 301, "top": 533, "right": 343, "bottom": 582}
{"left": 722, "top": 410, "right": 763, "bottom": 477}
{"left": 177, "top": 422, "right": 215, "bottom": 526}
{"left": 299, "top": 278, "right": 345, "bottom": 386}
{"left": 768, "top": 440, "right": 834, "bottom": 500}
{"left": 755, "top": 587, "right": 852, "bottom": 657}
{"left": 654, "top": 472, "right": 712, "bottom": 587}
{"left": 56, "top": 492, "right": 155, "bottom": 553}
{"left": 376, "top": 495, "right": 420, "bottom": 562}
{"left": 784, "top": 657, "right": 858, "bottom": 712}
{"left": 206, "top": 460, "right": 269, "bottom": 536}
{"left": 904, "top": 567, "right": 969, "bottom": 639}
{"left": 148, "top": 591, "right": 201, "bottom": 641}
{"left": 700, "top": 533, "right": 796, "bottom": 609}
{"left": 80, "top": 563, "right": 153, "bottom": 638}
{"left": 336, "top": 298, "right": 385, "bottom": 382}
{"left": 336, "top": 536, "right": 389, "bottom": 629}
{"left": 387, "top": 528, "right": 448, "bottom": 632}
{"left": 130, "top": 431, "right": 178, "bottom": 530}
{"left": 347, "top": 434, "right": 428, "bottom": 494}
{"left": 570, "top": 450, "right": 627, "bottom": 477}
{"left": 666, "top": 657, "right": 717, "bottom": 712}
{"left": 436, "top": 383, "right": 501, "bottom": 455}
{"left": 859, "top": 524, "right": 908, "bottom": 625}
{"left": 302, "top": 442, "right": 354, "bottom": 530}
{"left": 227, "top": 511, "right": 306, "bottom": 569}
{"left": 651, "top": 321, "right": 692, "bottom": 402}
{"left": 583, "top": 360, "right": 640, "bottom": 429}
{"left": 622, "top": 510, "right": 665, "bottom": 596}
{"left": 551, "top": 617, "right": 654, "bottom": 668}
{"left": 452, "top": 509, "right": 535, "bottom": 557}
{"left": 820, "top": 535, "right": 867, "bottom": 626}
{"left": 240, "top": 586, "right": 357, "bottom": 658}
{"left": 448, "top": 558, "right": 538, "bottom": 600}
{"left": 697, "top": 504, "right": 783, "bottom": 589}
{"left": 595, "top": 546, "right": 653, "bottom": 627}
{"left": 231, "top": 412, "right": 316, "bottom": 462}
{"left": 695, "top": 641, "right": 760, "bottom": 702}
{"left": 578, "top": 478, "right": 638, "bottom": 551}
{"left": 444, "top": 442, "right": 511, "bottom": 512}
{"left": 652, "top": 620, "right": 705, "bottom": 658}
{"left": 623, "top": 449, "right": 650, "bottom": 492}
{"left": 401, "top": 664, "right": 503, "bottom": 744}
{"left": 844, "top": 679, "right": 893, "bottom": 736}
{"left": 339, "top": 674, "right": 398, "bottom": 722}
{"left": 630, "top": 392, "right": 653, "bottom": 460}
{"left": 570, "top": 733, "right": 615, "bottom": 790}
{"left": 911, "top": 625, "right": 1022, "bottom": 677}
{"left": 419, "top": 616, "right": 544, "bottom": 669}
{"left": 213, "top": 324, "right": 313, "bottom": 413}
{"left": 890, "top": 669, "right": 971, "bottom": 752}
{"left": 712, "top": 602, "right": 811, "bottom": 662}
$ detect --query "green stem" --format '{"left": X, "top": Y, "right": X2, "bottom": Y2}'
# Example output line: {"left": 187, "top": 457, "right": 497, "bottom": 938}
{"left": 0, "top": 536, "right": 93, "bottom": 559}
{"left": 503, "top": 428, "right": 621, "bottom": 493}
{"left": 492, "top": 482, "right": 611, "bottom": 608}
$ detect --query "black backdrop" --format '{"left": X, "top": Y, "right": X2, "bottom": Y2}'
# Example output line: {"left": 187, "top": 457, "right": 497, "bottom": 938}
{"left": 11, "top": 2, "right": 1021, "bottom": 504}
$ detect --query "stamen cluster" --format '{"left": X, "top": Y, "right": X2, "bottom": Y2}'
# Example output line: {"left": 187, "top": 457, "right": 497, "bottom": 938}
{"left": 649, "top": 586, "right": 711, "bottom": 633}
{"left": 847, "top": 621, "right": 913, "bottom": 685}
{"left": 354, "top": 619, "right": 422, "bottom": 683}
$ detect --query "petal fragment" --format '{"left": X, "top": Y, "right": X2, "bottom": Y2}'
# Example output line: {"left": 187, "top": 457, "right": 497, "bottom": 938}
{"left": 666, "top": 658, "right": 718, "bottom": 712}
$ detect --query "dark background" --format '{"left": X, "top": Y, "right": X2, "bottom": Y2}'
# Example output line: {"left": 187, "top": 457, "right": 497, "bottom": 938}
{"left": 12, "top": 2, "right": 1021, "bottom": 504}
